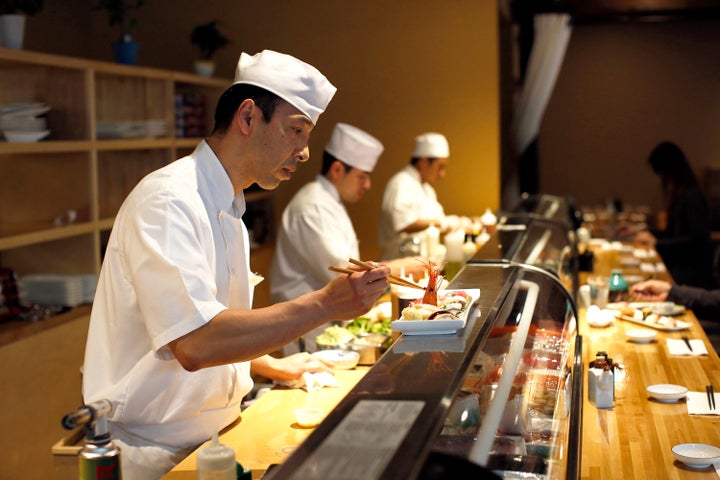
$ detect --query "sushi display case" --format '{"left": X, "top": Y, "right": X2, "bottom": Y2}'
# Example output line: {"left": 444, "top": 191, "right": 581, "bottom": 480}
{"left": 264, "top": 262, "right": 582, "bottom": 480}
{"left": 471, "top": 213, "right": 579, "bottom": 299}
{"left": 503, "top": 193, "right": 583, "bottom": 230}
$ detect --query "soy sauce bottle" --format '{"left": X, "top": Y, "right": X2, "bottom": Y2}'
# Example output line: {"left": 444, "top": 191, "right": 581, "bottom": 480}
{"left": 608, "top": 269, "right": 628, "bottom": 302}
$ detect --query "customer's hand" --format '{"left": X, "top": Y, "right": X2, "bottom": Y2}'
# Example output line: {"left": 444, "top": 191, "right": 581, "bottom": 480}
{"left": 251, "top": 353, "right": 332, "bottom": 381}
{"left": 633, "top": 229, "right": 657, "bottom": 247}
{"left": 631, "top": 279, "right": 671, "bottom": 301}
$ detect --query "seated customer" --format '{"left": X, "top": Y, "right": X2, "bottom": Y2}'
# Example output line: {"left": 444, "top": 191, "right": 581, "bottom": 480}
{"left": 617, "top": 142, "right": 714, "bottom": 288}
{"left": 271, "top": 123, "right": 424, "bottom": 352}
{"left": 631, "top": 279, "right": 720, "bottom": 320}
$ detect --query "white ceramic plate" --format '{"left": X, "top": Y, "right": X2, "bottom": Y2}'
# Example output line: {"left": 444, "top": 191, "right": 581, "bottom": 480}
{"left": 618, "top": 314, "right": 691, "bottom": 332}
{"left": 629, "top": 302, "right": 686, "bottom": 316}
{"left": 3, "top": 129, "right": 50, "bottom": 142}
{"left": 311, "top": 349, "right": 359, "bottom": 370}
{"left": 625, "top": 328, "right": 657, "bottom": 343}
{"left": 671, "top": 443, "right": 720, "bottom": 468}
{"left": 646, "top": 384, "right": 688, "bottom": 402}
{"left": 391, "top": 289, "right": 480, "bottom": 335}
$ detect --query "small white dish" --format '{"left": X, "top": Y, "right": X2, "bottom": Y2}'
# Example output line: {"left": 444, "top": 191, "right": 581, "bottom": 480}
{"left": 671, "top": 443, "right": 720, "bottom": 469}
{"left": 311, "top": 349, "right": 360, "bottom": 370}
{"left": 293, "top": 407, "right": 324, "bottom": 428}
{"left": 646, "top": 384, "right": 688, "bottom": 402}
{"left": 3, "top": 129, "right": 50, "bottom": 142}
{"left": 626, "top": 329, "right": 657, "bottom": 343}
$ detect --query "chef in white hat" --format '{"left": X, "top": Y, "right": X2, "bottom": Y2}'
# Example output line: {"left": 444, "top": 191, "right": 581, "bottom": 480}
{"left": 82, "top": 51, "right": 392, "bottom": 479}
{"left": 271, "top": 123, "right": 423, "bottom": 352}
{"left": 379, "top": 132, "right": 450, "bottom": 259}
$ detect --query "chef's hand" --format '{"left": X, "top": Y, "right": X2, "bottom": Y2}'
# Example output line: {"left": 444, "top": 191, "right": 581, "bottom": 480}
{"left": 323, "top": 262, "right": 390, "bottom": 319}
{"left": 631, "top": 279, "right": 671, "bottom": 301}
{"left": 250, "top": 353, "right": 332, "bottom": 381}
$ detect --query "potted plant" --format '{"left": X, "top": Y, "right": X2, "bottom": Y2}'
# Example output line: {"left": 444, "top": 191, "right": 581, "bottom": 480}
{"left": 190, "top": 20, "right": 230, "bottom": 77}
{"left": 92, "top": 0, "right": 145, "bottom": 65}
{"left": 0, "top": 0, "right": 43, "bottom": 50}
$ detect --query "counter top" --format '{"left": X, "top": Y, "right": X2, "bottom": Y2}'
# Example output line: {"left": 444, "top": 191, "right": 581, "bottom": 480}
{"left": 163, "top": 367, "right": 369, "bottom": 479}
{"left": 579, "top": 246, "right": 720, "bottom": 479}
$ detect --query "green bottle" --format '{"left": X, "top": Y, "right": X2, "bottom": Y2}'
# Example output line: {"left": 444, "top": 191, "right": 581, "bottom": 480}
{"left": 608, "top": 269, "right": 628, "bottom": 302}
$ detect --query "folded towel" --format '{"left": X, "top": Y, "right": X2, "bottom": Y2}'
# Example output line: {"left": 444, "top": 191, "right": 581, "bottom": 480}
{"left": 274, "top": 371, "right": 340, "bottom": 392}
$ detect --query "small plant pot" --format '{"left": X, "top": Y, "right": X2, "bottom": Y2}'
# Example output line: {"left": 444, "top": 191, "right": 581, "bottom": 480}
{"left": 193, "top": 60, "right": 215, "bottom": 77}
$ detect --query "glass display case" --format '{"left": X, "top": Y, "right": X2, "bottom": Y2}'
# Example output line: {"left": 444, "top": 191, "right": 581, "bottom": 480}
{"left": 264, "top": 262, "right": 582, "bottom": 480}
{"left": 471, "top": 215, "right": 579, "bottom": 298}
{"left": 504, "top": 193, "right": 583, "bottom": 230}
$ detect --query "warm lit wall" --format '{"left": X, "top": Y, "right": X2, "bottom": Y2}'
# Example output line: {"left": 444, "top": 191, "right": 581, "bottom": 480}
{"left": 539, "top": 18, "right": 720, "bottom": 213}
{"left": 24, "top": 0, "right": 500, "bottom": 262}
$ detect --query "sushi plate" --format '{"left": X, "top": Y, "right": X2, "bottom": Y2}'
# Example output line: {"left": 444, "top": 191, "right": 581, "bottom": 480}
{"left": 391, "top": 289, "right": 480, "bottom": 335}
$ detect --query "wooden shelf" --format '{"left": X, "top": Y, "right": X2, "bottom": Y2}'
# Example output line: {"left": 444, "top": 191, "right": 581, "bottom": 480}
{"left": 0, "top": 49, "right": 238, "bottom": 277}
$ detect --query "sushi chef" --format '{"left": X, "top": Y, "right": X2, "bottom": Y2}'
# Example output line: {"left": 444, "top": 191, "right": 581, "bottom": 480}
{"left": 378, "top": 132, "right": 450, "bottom": 260}
{"left": 81, "top": 50, "right": 391, "bottom": 480}
{"left": 271, "top": 123, "right": 425, "bottom": 353}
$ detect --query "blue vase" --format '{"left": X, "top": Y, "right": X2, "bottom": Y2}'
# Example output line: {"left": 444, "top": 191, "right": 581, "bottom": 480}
{"left": 112, "top": 39, "right": 139, "bottom": 65}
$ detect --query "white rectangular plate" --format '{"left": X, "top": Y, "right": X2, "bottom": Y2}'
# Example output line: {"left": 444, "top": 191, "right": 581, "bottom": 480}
{"left": 391, "top": 288, "right": 480, "bottom": 335}
{"left": 618, "top": 314, "right": 691, "bottom": 332}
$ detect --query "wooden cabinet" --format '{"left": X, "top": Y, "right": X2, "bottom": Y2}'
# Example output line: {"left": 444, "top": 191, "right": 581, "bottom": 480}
{"left": 0, "top": 48, "right": 232, "bottom": 277}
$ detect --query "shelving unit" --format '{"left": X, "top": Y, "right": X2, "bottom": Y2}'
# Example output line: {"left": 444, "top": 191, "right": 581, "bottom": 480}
{"left": 0, "top": 48, "right": 235, "bottom": 278}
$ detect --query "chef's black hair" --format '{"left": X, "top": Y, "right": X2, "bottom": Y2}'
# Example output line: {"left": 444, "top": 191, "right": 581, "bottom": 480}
{"left": 211, "top": 83, "right": 282, "bottom": 134}
{"left": 321, "top": 151, "right": 352, "bottom": 175}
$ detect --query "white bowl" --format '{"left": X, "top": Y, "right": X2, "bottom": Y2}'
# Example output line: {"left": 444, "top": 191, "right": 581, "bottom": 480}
{"left": 626, "top": 329, "right": 657, "bottom": 343}
{"left": 3, "top": 129, "right": 49, "bottom": 142}
{"left": 646, "top": 384, "right": 688, "bottom": 402}
{"left": 311, "top": 349, "right": 360, "bottom": 369}
{"left": 293, "top": 407, "right": 324, "bottom": 428}
{"left": 671, "top": 443, "right": 720, "bottom": 468}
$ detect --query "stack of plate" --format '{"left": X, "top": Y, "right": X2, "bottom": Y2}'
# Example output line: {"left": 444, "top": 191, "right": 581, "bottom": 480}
{"left": 18, "top": 274, "right": 97, "bottom": 307}
{"left": 96, "top": 119, "right": 168, "bottom": 139}
{"left": 0, "top": 103, "right": 51, "bottom": 142}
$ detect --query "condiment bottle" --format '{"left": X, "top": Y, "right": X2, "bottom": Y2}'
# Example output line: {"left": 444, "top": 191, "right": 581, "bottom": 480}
{"left": 197, "top": 432, "right": 236, "bottom": 480}
{"left": 608, "top": 269, "right": 628, "bottom": 302}
{"left": 480, "top": 208, "right": 497, "bottom": 235}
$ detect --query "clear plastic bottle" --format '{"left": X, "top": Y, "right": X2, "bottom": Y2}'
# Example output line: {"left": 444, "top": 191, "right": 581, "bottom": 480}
{"left": 608, "top": 269, "right": 628, "bottom": 302}
{"left": 197, "top": 432, "right": 236, "bottom": 480}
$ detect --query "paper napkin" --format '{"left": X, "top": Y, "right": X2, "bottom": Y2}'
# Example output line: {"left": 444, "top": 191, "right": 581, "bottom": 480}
{"left": 667, "top": 338, "right": 709, "bottom": 356}
{"left": 686, "top": 391, "right": 719, "bottom": 415}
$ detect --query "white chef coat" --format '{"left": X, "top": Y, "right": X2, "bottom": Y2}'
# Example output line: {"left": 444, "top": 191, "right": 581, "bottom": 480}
{"left": 82, "top": 141, "right": 254, "bottom": 477}
{"left": 378, "top": 164, "right": 445, "bottom": 259}
{"left": 270, "top": 175, "right": 358, "bottom": 351}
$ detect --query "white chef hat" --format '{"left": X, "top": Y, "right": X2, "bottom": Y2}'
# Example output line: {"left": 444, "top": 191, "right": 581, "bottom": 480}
{"left": 325, "top": 123, "right": 384, "bottom": 172}
{"left": 234, "top": 50, "right": 337, "bottom": 124}
{"left": 413, "top": 132, "right": 450, "bottom": 158}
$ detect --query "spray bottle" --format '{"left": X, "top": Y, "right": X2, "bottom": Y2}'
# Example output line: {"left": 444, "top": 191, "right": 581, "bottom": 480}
{"left": 62, "top": 399, "right": 121, "bottom": 480}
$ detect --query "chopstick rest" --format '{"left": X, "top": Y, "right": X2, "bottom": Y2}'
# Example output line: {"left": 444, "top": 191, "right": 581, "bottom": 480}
{"left": 666, "top": 338, "right": 708, "bottom": 356}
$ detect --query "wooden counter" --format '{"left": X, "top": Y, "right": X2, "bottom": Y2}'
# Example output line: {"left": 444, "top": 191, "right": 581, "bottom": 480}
{"left": 163, "top": 367, "right": 369, "bottom": 479}
{"left": 580, "top": 245, "right": 720, "bottom": 479}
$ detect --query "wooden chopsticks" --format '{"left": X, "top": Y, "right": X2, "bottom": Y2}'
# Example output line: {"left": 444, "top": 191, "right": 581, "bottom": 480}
{"left": 328, "top": 259, "right": 425, "bottom": 290}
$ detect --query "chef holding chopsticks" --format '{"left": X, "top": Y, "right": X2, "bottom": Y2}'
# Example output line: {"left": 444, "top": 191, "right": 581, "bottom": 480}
{"left": 271, "top": 122, "right": 425, "bottom": 353}
{"left": 81, "top": 51, "right": 391, "bottom": 479}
